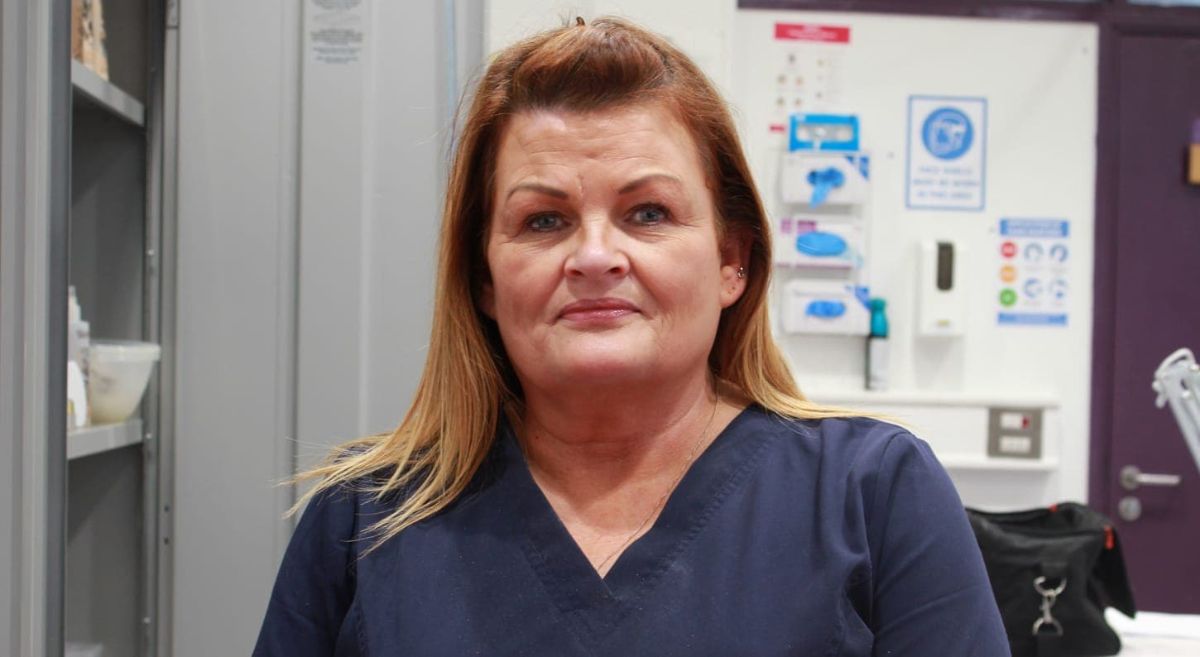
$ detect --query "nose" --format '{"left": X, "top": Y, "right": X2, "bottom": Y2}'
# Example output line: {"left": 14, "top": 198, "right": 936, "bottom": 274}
{"left": 564, "top": 217, "right": 630, "bottom": 280}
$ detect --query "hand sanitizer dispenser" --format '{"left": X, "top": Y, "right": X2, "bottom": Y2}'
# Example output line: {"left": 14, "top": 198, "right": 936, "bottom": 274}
{"left": 917, "top": 240, "right": 966, "bottom": 336}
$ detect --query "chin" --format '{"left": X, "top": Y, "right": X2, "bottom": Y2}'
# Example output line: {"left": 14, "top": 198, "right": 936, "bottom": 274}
{"left": 561, "top": 359, "right": 651, "bottom": 385}
{"left": 548, "top": 341, "right": 661, "bottom": 386}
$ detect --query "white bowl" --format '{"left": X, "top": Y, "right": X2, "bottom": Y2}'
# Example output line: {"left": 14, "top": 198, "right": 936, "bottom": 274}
{"left": 87, "top": 340, "right": 161, "bottom": 425}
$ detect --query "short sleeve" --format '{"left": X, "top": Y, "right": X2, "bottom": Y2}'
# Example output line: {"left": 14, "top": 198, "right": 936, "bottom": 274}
{"left": 867, "top": 432, "right": 1009, "bottom": 656}
{"left": 253, "top": 485, "right": 359, "bottom": 657}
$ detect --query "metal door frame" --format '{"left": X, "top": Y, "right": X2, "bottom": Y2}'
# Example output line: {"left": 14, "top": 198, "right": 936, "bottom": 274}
{"left": 1089, "top": 12, "right": 1200, "bottom": 513}
{"left": 147, "top": 0, "right": 180, "bottom": 653}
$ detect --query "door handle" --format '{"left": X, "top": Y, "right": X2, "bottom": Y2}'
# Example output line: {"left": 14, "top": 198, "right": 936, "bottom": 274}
{"left": 1120, "top": 465, "right": 1182, "bottom": 491}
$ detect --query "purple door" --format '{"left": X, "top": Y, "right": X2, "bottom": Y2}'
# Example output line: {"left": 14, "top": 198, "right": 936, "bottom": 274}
{"left": 1095, "top": 33, "right": 1200, "bottom": 614}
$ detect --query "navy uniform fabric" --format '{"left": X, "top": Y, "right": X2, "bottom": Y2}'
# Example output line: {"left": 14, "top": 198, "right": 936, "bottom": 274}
{"left": 254, "top": 407, "right": 1009, "bottom": 656}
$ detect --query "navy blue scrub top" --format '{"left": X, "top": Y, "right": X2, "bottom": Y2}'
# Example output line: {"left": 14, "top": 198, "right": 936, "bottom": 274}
{"left": 254, "top": 406, "right": 1008, "bottom": 656}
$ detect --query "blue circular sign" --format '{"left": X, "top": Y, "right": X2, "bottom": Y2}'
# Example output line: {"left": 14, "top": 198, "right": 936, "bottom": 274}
{"left": 922, "top": 107, "right": 974, "bottom": 160}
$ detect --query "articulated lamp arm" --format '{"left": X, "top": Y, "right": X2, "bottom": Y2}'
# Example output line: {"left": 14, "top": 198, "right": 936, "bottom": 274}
{"left": 1153, "top": 348, "right": 1200, "bottom": 476}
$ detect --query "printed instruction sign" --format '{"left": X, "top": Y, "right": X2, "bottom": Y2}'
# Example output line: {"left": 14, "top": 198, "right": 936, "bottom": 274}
{"left": 906, "top": 96, "right": 987, "bottom": 211}
{"left": 996, "top": 218, "right": 1070, "bottom": 327}
{"left": 308, "top": 0, "right": 366, "bottom": 65}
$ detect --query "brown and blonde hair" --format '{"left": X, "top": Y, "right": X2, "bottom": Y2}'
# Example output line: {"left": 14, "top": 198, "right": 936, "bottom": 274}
{"left": 293, "top": 17, "right": 854, "bottom": 547}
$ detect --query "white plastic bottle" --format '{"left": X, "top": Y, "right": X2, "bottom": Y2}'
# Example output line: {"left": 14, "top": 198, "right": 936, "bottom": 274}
{"left": 865, "top": 298, "right": 889, "bottom": 391}
{"left": 67, "top": 286, "right": 90, "bottom": 428}
{"left": 68, "top": 286, "right": 82, "bottom": 364}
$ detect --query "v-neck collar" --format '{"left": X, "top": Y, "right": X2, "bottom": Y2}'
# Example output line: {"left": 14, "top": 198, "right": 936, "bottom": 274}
{"left": 492, "top": 405, "right": 773, "bottom": 645}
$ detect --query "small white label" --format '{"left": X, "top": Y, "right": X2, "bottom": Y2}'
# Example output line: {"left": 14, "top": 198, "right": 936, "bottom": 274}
{"left": 1000, "top": 412, "right": 1027, "bottom": 430}
{"left": 999, "top": 435, "right": 1033, "bottom": 455}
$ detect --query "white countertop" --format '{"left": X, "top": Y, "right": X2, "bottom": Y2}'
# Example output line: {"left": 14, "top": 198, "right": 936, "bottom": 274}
{"left": 1106, "top": 609, "right": 1200, "bottom": 656}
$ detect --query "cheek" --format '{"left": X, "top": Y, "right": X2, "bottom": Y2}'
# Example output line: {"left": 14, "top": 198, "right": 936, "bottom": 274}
{"left": 640, "top": 245, "right": 725, "bottom": 312}
{"left": 489, "top": 247, "right": 561, "bottom": 319}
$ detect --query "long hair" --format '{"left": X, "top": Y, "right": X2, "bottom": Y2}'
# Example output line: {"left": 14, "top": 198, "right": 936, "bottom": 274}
{"left": 292, "top": 17, "right": 856, "bottom": 548}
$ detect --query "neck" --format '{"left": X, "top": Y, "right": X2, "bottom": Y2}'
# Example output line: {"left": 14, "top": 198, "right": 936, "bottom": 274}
{"left": 516, "top": 370, "right": 722, "bottom": 496}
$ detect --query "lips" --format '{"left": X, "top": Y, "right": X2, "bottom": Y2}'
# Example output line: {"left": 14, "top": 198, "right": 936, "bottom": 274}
{"left": 558, "top": 298, "right": 640, "bottom": 322}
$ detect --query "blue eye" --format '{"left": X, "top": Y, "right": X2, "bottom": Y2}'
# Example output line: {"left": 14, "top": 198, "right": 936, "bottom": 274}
{"left": 631, "top": 204, "right": 669, "bottom": 225}
{"left": 526, "top": 213, "right": 563, "bottom": 232}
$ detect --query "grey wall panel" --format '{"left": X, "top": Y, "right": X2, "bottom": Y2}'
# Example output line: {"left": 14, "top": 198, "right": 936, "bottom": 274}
{"left": 174, "top": 0, "right": 481, "bottom": 652}
{"left": 173, "top": 0, "right": 299, "bottom": 654}
{"left": 295, "top": 0, "right": 369, "bottom": 468}
{"left": 360, "top": 0, "right": 443, "bottom": 436}
{"left": 296, "top": 0, "right": 466, "bottom": 460}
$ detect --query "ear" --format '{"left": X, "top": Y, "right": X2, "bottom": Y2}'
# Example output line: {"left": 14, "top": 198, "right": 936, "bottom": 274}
{"left": 480, "top": 280, "right": 496, "bottom": 320}
{"left": 718, "top": 231, "right": 752, "bottom": 309}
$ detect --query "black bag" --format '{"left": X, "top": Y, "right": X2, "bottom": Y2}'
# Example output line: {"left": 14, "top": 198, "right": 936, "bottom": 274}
{"left": 966, "top": 503, "right": 1137, "bottom": 657}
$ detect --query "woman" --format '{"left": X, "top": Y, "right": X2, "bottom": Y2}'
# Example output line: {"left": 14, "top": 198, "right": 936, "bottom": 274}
{"left": 255, "top": 17, "right": 1007, "bottom": 656}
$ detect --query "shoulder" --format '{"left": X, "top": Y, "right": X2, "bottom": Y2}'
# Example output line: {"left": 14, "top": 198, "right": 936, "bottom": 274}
{"left": 291, "top": 481, "right": 366, "bottom": 555}
{"left": 739, "top": 408, "right": 948, "bottom": 520}
{"left": 295, "top": 440, "right": 411, "bottom": 530}
{"left": 293, "top": 465, "right": 403, "bottom": 546}
{"left": 745, "top": 407, "right": 922, "bottom": 473}
{"left": 803, "top": 415, "right": 935, "bottom": 479}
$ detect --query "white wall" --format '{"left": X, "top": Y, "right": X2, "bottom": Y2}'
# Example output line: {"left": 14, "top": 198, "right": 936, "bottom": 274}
{"left": 735, "top": 10, "right": 1098, "bottom": 508}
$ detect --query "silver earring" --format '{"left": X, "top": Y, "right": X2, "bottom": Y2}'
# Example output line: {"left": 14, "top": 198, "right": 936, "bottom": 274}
{"left": 736, "top": 266, "right": 746, "bottom": 279}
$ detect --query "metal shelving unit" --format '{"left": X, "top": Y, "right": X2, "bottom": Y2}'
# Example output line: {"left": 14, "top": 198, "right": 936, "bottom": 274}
{"left": 64, "top": 1, "right": 171, "bottom": 656}
{"left": 2, "top": 1, "right": 171, "bottom": 654}
{"left": 71, "top": 60, "right": 145, "bottom": 127}
{"left": 68, "top": 419, "right": 144, "bottom": 461}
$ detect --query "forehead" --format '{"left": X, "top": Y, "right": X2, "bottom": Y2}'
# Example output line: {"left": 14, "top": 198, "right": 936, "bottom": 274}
{"left": 492, "top": 103, "right": 706, "bottom": 186}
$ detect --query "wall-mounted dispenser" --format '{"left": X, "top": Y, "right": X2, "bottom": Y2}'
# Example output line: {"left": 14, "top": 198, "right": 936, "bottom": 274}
{"left": 917, "top": 240, "right": 966, "bottom": 336}
{"left": 780, "top": 152, "right": 869, "bottom": 207}
{"left": 772, "top": 112, "right": 871, "bottom": 337}
{"left": 772, "top": 218, "right": 862, "bottom": 269}
{"left": 781, "top": 279, "right": 870, "bottom": 335}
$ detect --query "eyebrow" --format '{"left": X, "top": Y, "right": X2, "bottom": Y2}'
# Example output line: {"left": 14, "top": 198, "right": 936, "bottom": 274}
{"left": 502, "top": 173, "right": 685, "bottom": 202}
{"left": 617, "top": 173, "right": 684, "bottom": 195}
{"left": 504, "top": 182, "right": 568, "bottom": 202}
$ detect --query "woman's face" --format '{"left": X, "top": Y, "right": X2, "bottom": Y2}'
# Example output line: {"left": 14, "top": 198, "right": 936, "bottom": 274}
{"left": 482, "top": 103, "right": 746, "bottom": 394}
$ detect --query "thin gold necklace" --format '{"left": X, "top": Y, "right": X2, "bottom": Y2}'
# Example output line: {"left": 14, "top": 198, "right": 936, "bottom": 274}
{"left": 593, "top": 396, "right": 721, "bottom": 575}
